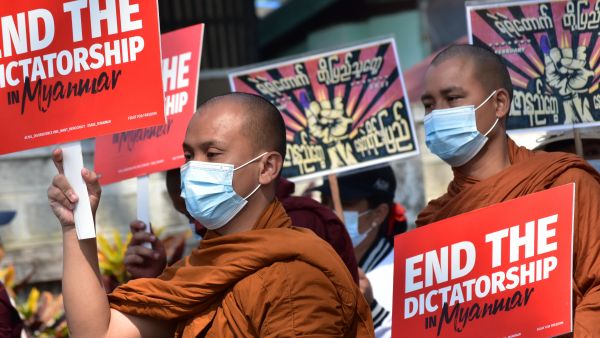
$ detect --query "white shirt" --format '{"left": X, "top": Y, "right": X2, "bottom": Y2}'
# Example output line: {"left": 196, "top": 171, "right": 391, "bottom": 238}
{"left": 362, "top": 238, "right": 394, "bottom": 338}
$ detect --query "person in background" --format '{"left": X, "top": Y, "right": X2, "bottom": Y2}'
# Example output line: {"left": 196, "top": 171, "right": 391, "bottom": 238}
{"left": 0, "top": 212, "right": 23, "bottom": 338}
{"left": 417, "top": 43, "right": 600, "bottom": 335}
{"left": 0, "top": 283, "right": 23, "bottom": 338}
{"left": 318, "top": 166, "right": 408, "bottom": 338}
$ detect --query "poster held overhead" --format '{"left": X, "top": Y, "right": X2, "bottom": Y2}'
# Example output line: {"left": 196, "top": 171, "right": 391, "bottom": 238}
{"left": 466, "top": 0, "right": 600, "bottom": 132}
{"left": 229, "top": 37, "right": 419, "bottom": 182}
{"left": 0, "top": 0, "right": 165, "bottom": 156}
{"left": 94, "top": 24, "right": 204, "bottom": 185}
{"left": 1, "top": 1, "right": 164, "bottom": 239}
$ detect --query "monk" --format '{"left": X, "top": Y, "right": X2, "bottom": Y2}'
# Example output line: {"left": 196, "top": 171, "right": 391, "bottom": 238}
{"left": 124, "top": 171, "right": 359, "bottom": 283}
{"left": 47, "top": 93, "right": 374, "bottom": 337}
{"left": 418, "top": 44, "right": 600, "bottom": 336}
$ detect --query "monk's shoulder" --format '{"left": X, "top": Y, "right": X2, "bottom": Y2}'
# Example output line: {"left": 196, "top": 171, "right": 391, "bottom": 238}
{"left": 552, "top": 167, "right": 600, "bottom": 187}
{"left": 416, "top": 192, "right": 452, "bottom": 227}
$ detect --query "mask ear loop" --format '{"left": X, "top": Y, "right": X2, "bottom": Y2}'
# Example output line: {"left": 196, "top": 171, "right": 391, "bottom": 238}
{"left": 475, "top": 90, "right": 498, "bottom": 111}
{"left": 358, "top": 210, "right": 371, "bottom": 217}
{"left": 234, "top": 152, "right": 269, "bottom": 171}
{"left": 237, "top": 152, "right": 269, "bottom": 200}
{"left": 484, "top": 118, "right": 500, "bottom": 137}
{"left": 243, "top": 183, "right": 262, "bottom": 200}
{"left": 358, "top": 209, "right": 379, "bottom": 231}
{"left": 475, "top": 90, "right": 500, "bottom": 137}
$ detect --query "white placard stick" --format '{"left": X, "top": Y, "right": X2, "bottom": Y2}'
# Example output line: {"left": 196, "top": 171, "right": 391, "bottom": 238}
{"left": 61, "top": 141, "right": 96, "bottom": 240}
{"left": 137, "top": 175, "right": 152, "bottom": 249}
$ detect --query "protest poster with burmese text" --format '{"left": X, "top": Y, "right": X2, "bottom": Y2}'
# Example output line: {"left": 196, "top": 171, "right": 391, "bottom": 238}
{"left": 467, "top": 0, "right": 600, "bottom": 131}
{"left": 94, "top": 24, "right": 203, "bottom": 185}
{"left": 393, "top": 184, "right": 574, "bottom": 337}
{"left": 0, "top": 0, "right": 164, "bottom": 155}
{"left": 229, "top": 37, "right": 419, "bottom": 181}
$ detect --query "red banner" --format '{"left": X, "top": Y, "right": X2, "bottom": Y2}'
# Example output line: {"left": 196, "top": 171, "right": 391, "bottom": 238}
{"left": 0, "top": 0, "right": 165, "bottom": 155}
{"left": 393, "top": 184, "right": 574, "bottom": 337}
{"left": 94, "top": 24, "right": 203, "bottom": 185}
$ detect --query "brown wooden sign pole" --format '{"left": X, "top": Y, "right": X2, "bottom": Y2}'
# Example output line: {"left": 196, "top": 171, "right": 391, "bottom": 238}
{"left": 327, "top": 174, "right": 345, "bottom": 223}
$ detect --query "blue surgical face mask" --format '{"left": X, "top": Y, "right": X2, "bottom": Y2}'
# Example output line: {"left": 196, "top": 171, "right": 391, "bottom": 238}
{"left": 424, "top": 90, "right": 499, "bottom": 167}
{"left": 180, "top": 152, "right": 267, "bottom": 230}
{"left": 343, "top": 210, "right": 374, "bottom": 247}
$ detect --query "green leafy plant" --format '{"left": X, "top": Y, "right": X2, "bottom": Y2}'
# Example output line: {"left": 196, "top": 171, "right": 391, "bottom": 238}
{"left": 97, "top": 229, "right": 132, "bottom": 292}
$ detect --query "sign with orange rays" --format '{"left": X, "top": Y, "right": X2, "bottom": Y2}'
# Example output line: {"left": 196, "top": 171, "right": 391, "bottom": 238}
{"left": 229, "top": 37, "right": 419, "bottom": 181}
{"left": 468, "top": 0, "right": 600, "bottom": 131}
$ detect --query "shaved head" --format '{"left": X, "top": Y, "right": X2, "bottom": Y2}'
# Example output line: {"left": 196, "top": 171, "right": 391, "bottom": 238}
{"left": 198, "top": 92, "right": 287, "bottom": 159}
{"left": 431, "top": 44, "right": 513, "bottom": 102}
{"left": 183, "top": 92, "right": 287, "bottom": 231}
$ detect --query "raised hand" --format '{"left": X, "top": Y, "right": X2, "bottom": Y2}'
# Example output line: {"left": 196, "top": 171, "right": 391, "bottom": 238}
{"left": 47, "top": 148, "right": 101, "bottom": 228}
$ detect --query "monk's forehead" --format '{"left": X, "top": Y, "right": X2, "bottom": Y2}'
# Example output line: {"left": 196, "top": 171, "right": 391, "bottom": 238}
{"left": 425, "top": 55, "right": 480, "bottom": 88}
{"left": 207, "top": 99, "right": 255, "bottom": 130}
{"left": 201, "top": 98, "right": 250, "bottom": 119}
{"left": 186, "top": 99, "right": 256, "bottom": 145}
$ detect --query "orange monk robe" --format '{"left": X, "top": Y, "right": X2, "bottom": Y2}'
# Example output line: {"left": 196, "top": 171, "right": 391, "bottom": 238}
{"left": 109, "top": 200, "right": 374, "bottom": 338}
{"left": 416, "top": 138, "right": 600, "bottom": 336}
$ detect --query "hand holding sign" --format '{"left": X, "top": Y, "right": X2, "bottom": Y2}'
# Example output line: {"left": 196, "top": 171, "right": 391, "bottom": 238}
{"left": 124, "top": 220, "right": 166, "bottom": 279}
{"left": 47, "top": 148, "right": 101, "bottom": 230}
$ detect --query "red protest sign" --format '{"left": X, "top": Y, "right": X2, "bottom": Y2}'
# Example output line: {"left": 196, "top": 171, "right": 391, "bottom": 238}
{"left": 393, "top": 184, "right": 574, "bottom": 337}
{"left": 94, "top": 24, "right": 203, "bottom": 185}
{"left": 0, "top": 0, "right": 164, "bottom": 155}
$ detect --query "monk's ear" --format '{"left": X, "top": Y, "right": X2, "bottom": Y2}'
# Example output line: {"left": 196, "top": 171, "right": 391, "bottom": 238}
{"left": 494, "top": 89, "right": 511, "bottom": 119}
{"left": 258, "top": 152, "right": 283, "bottom": 185}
